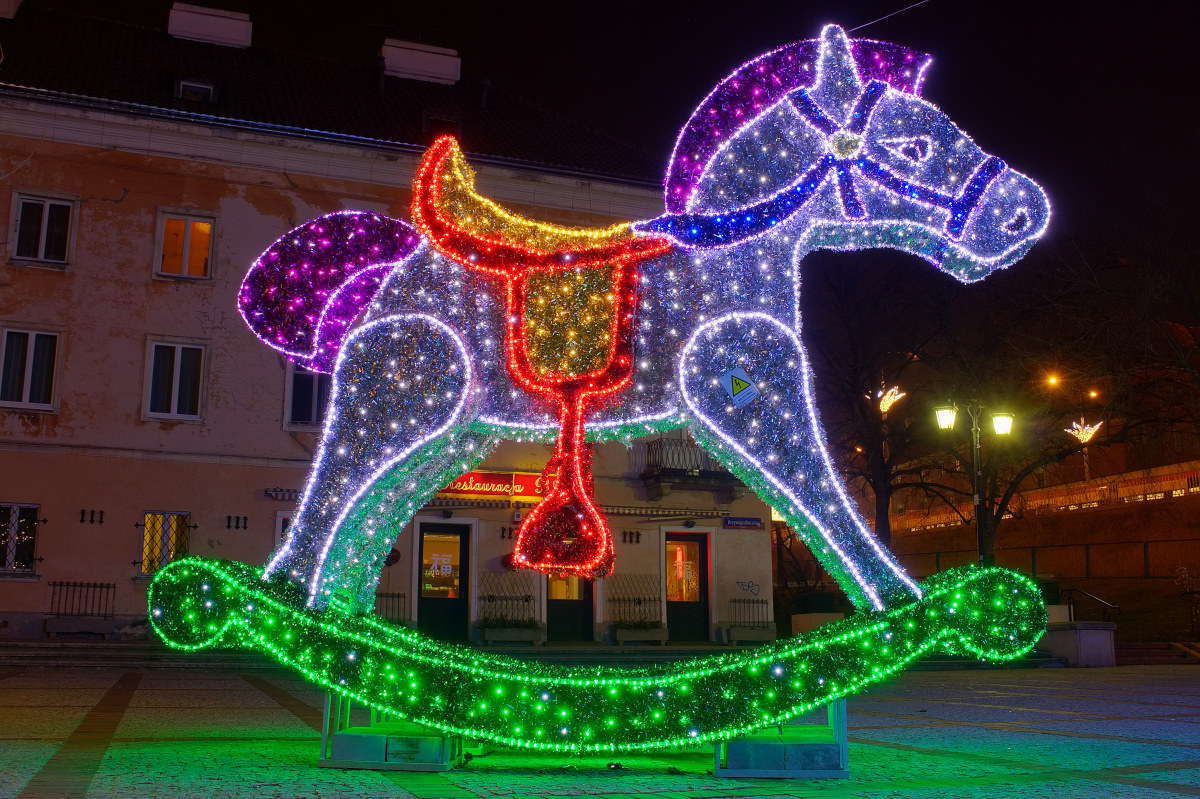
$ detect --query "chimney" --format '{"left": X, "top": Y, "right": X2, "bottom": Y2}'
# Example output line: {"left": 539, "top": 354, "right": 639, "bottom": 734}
{"left": 379, "top": 39, "right": 460, "bottom": 85}
{"left": 168, "top": 3, "right": 252, "bottom": 48}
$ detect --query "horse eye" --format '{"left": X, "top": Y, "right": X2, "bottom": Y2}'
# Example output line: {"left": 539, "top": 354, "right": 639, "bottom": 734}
{"left": 1004, "top": 210, "right": 1029, "bottom": 234}
{"left": 899, "top": 139, "right": 929, "bottom": 161}
{"left": 884, "top": 137, "right": 931, "bottom": 163}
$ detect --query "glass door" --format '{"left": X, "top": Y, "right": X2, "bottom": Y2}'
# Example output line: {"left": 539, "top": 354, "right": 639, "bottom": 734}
{"left": 546, "top": 574, "right": 594, "bottom": 642}
{"left": 417, "top": 523, "right": 470, "bottom": 642}
{"left": 665, "top": 533, "right": 709, "bottom": 641}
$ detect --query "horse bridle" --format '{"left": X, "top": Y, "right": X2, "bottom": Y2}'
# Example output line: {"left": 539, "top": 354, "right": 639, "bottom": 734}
{"left": 638, "top": 80, "right": 1006, "bottom": 250}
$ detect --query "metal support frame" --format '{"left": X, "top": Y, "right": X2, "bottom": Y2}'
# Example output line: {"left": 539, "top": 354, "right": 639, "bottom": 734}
{"left": 714, "top": 697, "right": 849, "bottom": 779}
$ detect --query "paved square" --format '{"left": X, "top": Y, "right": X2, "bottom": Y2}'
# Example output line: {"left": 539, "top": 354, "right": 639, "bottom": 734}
{"left": 0, "top": 666, "right": 1196, "bottom": 797}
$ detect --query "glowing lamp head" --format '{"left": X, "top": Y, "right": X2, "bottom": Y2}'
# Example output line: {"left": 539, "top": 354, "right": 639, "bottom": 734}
{"left": 991, "top": 412, "right": 1014, "bottom": 436}
{"left": 935, "top": 406, "right": 957, "bottom": 430}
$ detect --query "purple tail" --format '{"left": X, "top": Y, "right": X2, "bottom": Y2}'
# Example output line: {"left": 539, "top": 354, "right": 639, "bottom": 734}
{"left": 238, "top": 211, "right": 421, "bottom": 372}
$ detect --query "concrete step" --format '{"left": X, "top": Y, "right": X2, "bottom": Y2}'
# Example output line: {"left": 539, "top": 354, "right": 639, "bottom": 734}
{"left": 0, "top": 640, "right": 276, "bottom": 669}
{"left": 1114, "top": 643, "right": 1200, "bottom": 666}
{"left": 913, "top": 650, "right": 1068, "bottom": 670}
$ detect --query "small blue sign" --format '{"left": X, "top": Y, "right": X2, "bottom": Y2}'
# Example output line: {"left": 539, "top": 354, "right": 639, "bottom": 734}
{"left": 723, "top": 517, "right": 763, "bottom": 530}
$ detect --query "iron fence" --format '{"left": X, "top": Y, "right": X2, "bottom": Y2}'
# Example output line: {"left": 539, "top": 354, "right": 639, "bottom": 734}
{"left": 478, "top": 570, "right": 537, "bottom": 626}
{"left": 373, "top": 592, "right": 407, "bottom": 623}
{"left": 607, "top": 572, "right": 663, "bottom": 628}
{"left": 729, "top": 597, "right": 771, "bottom": 628}
{"left": 49, "top": 581, "right": 115, "bottom": 618}
{"left": 645, "top": 438, "right": 731, "bottom": 474}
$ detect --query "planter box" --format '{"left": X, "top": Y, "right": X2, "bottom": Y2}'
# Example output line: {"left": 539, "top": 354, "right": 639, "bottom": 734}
{"left": 727, "top": 625, "right": 776, "bottom": 646}
{"left": 45, "top": 617, "right": 113, "bottom": 639}
{"left": 481, "top": 626, "right": 545, "bottom": 646}
{"left": 613, "top": 626, "right": 668, "bottom": 645}
{"left": 1040, "top": 621, "right": 1115, "bottom": 667}
{"left": 791, "top": 613, "right": 844, "bottom": 636}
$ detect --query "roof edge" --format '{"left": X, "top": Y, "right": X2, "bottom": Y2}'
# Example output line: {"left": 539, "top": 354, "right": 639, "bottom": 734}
{"left": 0, "top": 83, "right": 664, "bottom": 191}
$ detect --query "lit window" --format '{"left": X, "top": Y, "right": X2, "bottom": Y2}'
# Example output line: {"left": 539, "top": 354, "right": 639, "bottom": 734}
{"left": 140, "top": 512, "right": 190, "bottom": 574}
{"left": 146, "top": 342, "right": 204, "bottom": 418}
{"left": 548, "top": 574, "right": 582, "bottom": 600}
{"left": 421, "top": 532, "right": 460, "bottom": 598}
{"left": 287, "top": 362, "right": 331, "bottom": 428}
{"left": 157, "top": 213, "right": 214, "bottom": 278}
{"left": 0, "top": 328, "right": 58, "bottom": 409}
{"left": 13, "top": 194, "right": 74, "bottom": 263}
{"left": 666, "top": 540, "right": 701, "bottom": 602}
{"left": 0, "top": 503, "right": 39, "bottom": 572}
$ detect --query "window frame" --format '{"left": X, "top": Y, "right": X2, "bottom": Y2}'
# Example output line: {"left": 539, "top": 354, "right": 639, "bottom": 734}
{"left": 282, "top": 361, "right": 332, "bottom": 431}
{"left": 0, "top": 326, "right": 60, "bottom": 411}
{"left": 0, "top": 502, "right": 40, "bottom": 573}
{"left": 153, "top": 208, "right": 217, "bottom": 281}
{"left": 139, "top": 510, "right": 190, "bottom": 575}
{"left": 8, "top": 190, "right": 79, "bottom": 268}
{"left": 142, "top": 337, "right": 208, "bottom": 422}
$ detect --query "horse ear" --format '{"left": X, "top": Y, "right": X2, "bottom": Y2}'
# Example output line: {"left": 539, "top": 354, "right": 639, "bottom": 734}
{"left": 811, "top": 24, "right": 864, "bottom": 121}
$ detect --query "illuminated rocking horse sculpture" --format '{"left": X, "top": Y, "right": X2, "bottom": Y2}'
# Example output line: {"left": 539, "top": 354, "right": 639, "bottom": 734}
{"left": 150, "top": 26, "right": 1050, "bottom": 752}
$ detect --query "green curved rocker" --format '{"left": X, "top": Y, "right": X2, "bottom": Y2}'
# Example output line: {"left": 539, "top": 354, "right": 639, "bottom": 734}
{"left": 149, "top": 558, "right": 1043, "bottom": 752}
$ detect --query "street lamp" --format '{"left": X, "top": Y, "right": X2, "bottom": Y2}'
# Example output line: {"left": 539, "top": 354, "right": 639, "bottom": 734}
{"left": 934, "top": 401, "right": 1014, "bottom": 567}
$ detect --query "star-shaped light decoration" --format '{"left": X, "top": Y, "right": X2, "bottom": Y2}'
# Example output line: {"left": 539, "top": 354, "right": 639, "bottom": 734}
{"left": 1065, "top": 418, "right": 1102, "bottom": 443}
{"left": 878, "top": 386, "right": 906, "bottom": 414}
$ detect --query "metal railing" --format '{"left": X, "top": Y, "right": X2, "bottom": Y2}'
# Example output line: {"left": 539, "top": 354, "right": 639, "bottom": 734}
{"left": 729, "top": 597, "right": 771, "bottom": 628}
{"left": 478, "top": 570, "right": 537, "bottom": 626}
{"left": 645, "top": 438, "right": 731, "bottom": 474}
{"left": 607, "top": 572, "right": 663, "bottom": 629}
{"left": 49, "top": 581, "right": 115, "bottom": 618}
{"left": 893, "top": 461, "right": 1200, "bottom": 532}
{"left": 1060, "top": 588, "right": 1121, "bottom": 623}
{"left": 373, "top": 592, "right": 407, "bottom": 624}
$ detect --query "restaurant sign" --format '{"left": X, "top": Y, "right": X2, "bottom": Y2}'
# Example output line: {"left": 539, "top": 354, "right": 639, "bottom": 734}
{"left": 436, "top": 470, "right": 552, "bottom": 503}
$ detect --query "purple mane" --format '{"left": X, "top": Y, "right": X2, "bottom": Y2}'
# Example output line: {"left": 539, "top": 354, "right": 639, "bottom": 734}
{"left": 664, "top": 37, "right": 932, "bottom": 213}
{"left": 238, "top": 212, "right": 421, "bottom": 373}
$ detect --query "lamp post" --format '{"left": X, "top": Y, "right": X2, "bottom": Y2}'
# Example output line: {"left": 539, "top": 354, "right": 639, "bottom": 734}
{"left": 1065, "top": 418, "right": 1102, "bottom": 482}
{"left": 935, "top": 401, "right": 1014, "bottom": 568}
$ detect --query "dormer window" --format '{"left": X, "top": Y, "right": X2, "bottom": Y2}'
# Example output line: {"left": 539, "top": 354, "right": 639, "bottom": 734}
{"left": 176, "top": 78, "right": 217, "bottom": 103}
{"left": 422, "top": 111, "right": 461, "bottom": 142}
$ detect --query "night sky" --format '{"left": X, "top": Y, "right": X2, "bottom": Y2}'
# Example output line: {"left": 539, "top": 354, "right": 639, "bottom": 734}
{"left": 40, "top": 0, "right": 1200, "bottom": 248}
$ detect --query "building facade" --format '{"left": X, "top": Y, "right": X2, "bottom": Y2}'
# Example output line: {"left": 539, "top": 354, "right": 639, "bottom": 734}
{"left": 0, "top": 2, "right": 773, "bottom": 643}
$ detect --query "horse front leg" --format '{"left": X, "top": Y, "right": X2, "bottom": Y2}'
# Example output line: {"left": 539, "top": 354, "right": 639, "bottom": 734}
{"left": 678, "top": 312, "right": 921, "bottom": 611}
{"left": 264, "top": 313, "right": 496, "bottom": 611}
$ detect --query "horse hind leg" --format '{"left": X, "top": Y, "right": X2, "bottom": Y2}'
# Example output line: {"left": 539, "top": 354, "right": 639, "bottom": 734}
{"left": 264, "top": 312, "right": 496, "bottom": 611}
{"left": 678, "top": 312, "right": 921, "bottom": 611}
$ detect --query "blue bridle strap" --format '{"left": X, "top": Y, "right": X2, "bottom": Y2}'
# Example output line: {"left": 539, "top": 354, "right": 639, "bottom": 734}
{"left": 636, "top": 81, "right": 1006, "bottom": 248}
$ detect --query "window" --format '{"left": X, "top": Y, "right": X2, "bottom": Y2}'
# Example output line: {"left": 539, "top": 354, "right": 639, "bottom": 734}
{"left": 421, "top": 532, "right": 461, "bottom": 598}
{"left": 0, "top": 328, "right": 58, "bottom": 409}
{"left": 665, "top": 539, "right": 701, "bottom": 602}
{"left": 157, "top": 213, "right": 214, "bottom": 278}
{"left": 140, "top": 512, "right": 190, "bottom": 574}
{"left": 13, "top": 194, "right": 74, "bottom": 263}
{"left": 0, "top": 503, "right": 39, "bottom": 572}
{"left": 146, "top": 342, "right": 204, "bottom": 418}
{"left": 422, "top": 111, "right": 462, "bottom": 142}
{"left": 287, "top": 362, "right": 331, "bottom": 428}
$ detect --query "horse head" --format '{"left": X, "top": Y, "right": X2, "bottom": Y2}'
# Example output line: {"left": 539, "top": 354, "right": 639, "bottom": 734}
{"left": 637, "top": 24, "right": 1050, "bottom": 282}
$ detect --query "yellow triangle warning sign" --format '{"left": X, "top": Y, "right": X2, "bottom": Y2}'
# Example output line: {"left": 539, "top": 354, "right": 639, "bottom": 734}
{"left": 730, "top": 375, "right": 751, "bottom": 396}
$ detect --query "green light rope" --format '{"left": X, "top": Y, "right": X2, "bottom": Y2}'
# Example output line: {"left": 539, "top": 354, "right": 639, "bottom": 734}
{"left": 149, "top": 558, "right": 1044, "bottom": 752}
